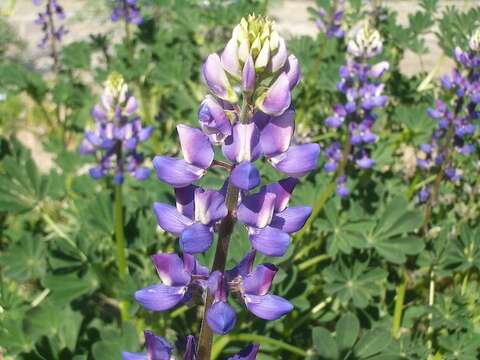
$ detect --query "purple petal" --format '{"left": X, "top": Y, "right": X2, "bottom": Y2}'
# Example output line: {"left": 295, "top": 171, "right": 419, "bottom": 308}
{"left": 194, "top": 189, "right": 227, "bottom": 225}
{"left": 177, "top": 124, "right": 214, "bottom": 169}
{"left": 269, "top": 143, "right": 320, "bottom": 177}
{"left": 259, "top": 109, "right": 294, "bottom": 157}
{"left": 153, "top": 156, "right": 206, "bottom": 188}
{"left": 242, "top": 55, "right": 256, "bottom": 92}
{"left": 207, "top": 301, "right": 237, "bottom": 335}
{"left": 134, "top": 167, "right": 150, "bottom": 181}
{"left": 153, "top": 202, "right": 193, "bottom": 236}
{"left": 89, "top": 166, "right": 106, "bottom": 179}
{"left": 368, "top": 61, "right": 389, "bottom": 78}
{"left": 285, "top": 54, "right": 301, "bottom": 89}
{"left": 183, "top": 253, "right": 210, "bottom": 277}
{"left": 237, "top": 192, "right": 276, "bottom": 229}
{"left": 183, "top": 335, "right": 197, "bottom": 360}
{"left": 249, "top": 226, "right": 291, "bottom": 257}
{"left": 256, "top": 73, "right": 291, "bottom": 116}
{"left": 244, "top": 294, "right": 293, "bottom": 320}
{"left": 242, "top": 264, "right": 277, "bottom": 296}
{"left": 270, "top": 38, "right": 288, "bottom": 72}
{"left": 175, "top": 185, "right": 196, "bottom": 218}
{"left": 122, "top": 352, "right": 147, "bottom": 360}
{"left": 221, "top": 38, "right": 241, "bottom": 77}
{"left": 263, "top": 178, "right": 298, "bottom": 212}
{"left": 228, "top": 344, "right": 260, "bottom": 360}
{"left": 227, "top": 250, "right": 256, "bottom": 280}
{"left": 222, "top": 123, "right": 261, "bottom": 163}
{"left": 270, "top": 206, "right": 312, "bottom": 233}
{"left": 198, "top": 95, "right": 232, "bottom": 143}
{"left": 145, "top": 330, "right": 173, "bottom": 360}
{"left": 124, "top": 96, "right": 138, "bottom": 116}
{"left": 202, "top": 53, "right": 237, "bottom": 103}
{"left": 92, "top": 105, "right": 107, "bottom": 121}
{"left": 151, "top": 253, "right": 191, "bottom": 286}
{"left": 135, "top": 284, "right": 187, "bottom": 311}
{"left": 231, "top": 162, "right": 261, "bottom": 190}
{"left": 180, "top": 223, "right": 213, "bottom": 254}
{"left": 138, "top": 126, "right": 153, "bottom": 142}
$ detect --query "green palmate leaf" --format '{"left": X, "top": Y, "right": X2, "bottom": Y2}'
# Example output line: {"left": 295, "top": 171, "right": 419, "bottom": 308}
{"left": 354, "top": 329, "right": 392, "bottom": 358}
{"left": 444, "top": 225, "right": 480, "bottom": 272}
{"left": 61, "top": 41, "right": 92, "bottom": 69}
{"left": 0, "top": 143, "right": 49, "bottom": 213}
{"left": 0, "top": 318, "right": 36, "bottom": 355}
{"left": 335, "top": 313, "right": 360, "bottom": 350}
{"left": 312, "top": 327, "right": 338, "bottom": 359}
{"left": 92, "top": 321, "right": 139, "bottom": 360}
{"left": 323, "top": 260, "right": 387, "bottom": 308}
{"left": 0, "top": 235, "right": 47, "bottom": 281}
{"left": 42, "top": 270, "right": 99, "bottom": 306}
{"left": 24, "top": 300, "right": 82, "bottom": 352}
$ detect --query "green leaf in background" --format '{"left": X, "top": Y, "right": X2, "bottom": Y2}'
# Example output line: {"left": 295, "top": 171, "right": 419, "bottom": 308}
{"left": 92, "top": 321, "right": 139, "bottom": 360}
{"left": 42, "top": 270, "right": 99, "bottom": 306}
{"left": 354, "top": 328, "right": 392, "bottom": 358}
{"left": 312, "top": 326, "right": 339, "bottom": 359}
{"left": 335, "top": 313, "right": 360, "bottom": 350}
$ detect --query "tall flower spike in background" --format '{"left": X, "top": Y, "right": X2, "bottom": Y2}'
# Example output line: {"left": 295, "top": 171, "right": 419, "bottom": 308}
{"left": 124, "top": 14, "right": 319, "bottom": 359}
{"left": 111, "top": 0, "right": 142, "bottom": 25}
{"left": 80, "top": 72, "right": 152, "bottom": 322}
{"left": 418, "top": 28, "right": 480, "bottom": 229}
{"left": 32, "top": 0, "right": 67, "bottom": 69}
{"left": 324, "top": 22, "right": 388, "bottom": 197}
{"left": 315, "top": 0, "right": 345, "bottom": 39}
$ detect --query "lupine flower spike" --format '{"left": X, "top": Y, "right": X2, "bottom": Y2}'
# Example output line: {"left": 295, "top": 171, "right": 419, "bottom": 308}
{"left": 316, "top": 0, "right": 345, "bottom": 39}
{"left": 80, "top": 72, "right": 152, "bottom": 183}
{"left": 32, "top": 0, "right": 67, "bottom": 67}
{"left": 417, "top": 28, "right": 480, "bottom": 204}
{"left": 124, "top": 14, "right": 319, "bottom": 359}
{"left": 323, "top": 22, "right": 388, "bottom": 197}
{"left": 111, "top": 0, "right": 142, "bottom": 25}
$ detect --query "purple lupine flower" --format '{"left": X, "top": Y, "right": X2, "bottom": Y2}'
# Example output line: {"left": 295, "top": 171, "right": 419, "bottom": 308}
{"left": 33, "top": 0, "right": 68, "bottom": 49}
{"left": 80, "top": 72, "right": 152, "bottom": 183}
{"left": 416, "top": 29, "right": 480, "bottom": 197}
{"left": 153, "top": 187, "right": 227, "bottom": 254}
{"left": 134, "top": 252, "right": 208, "bottom": 312}
{"left": 315, "top": 0, "right": 345, "bottom": 39}
{"left": 323, "top": 23, "right": 388, "bottom": 196}
{"left": 128, "top": 14, "right": 317, "bottom": 358}
{"left": 122, "top": 330, "right": 173, "bottom": 360}
{"left": 111, "top": 0, "right": 142, "bottom": 25}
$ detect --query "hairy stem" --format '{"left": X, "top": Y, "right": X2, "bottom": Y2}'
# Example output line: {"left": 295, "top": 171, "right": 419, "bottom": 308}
{"left": 114, "top": 182, "right": 129, "bottom": 322}
{"left": 46, "top": 0, "right": 59, "bottom": 73}
{"left": 197, "top": 182, "right": 239, "bottom": 360}
{"left": 123, "top": 0, "right": 134, "bottom": 65}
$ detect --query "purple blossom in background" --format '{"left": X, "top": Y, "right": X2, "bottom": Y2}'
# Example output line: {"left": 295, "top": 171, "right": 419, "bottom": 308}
{"left": 80, "top": 72, "right": 152, "bottom": 183}
{"left": 315, "top": 0, "right": 345, "bottom": 39}
{"left": 323, "top": 23, "right": 388, "bottom": 196}
{"left": 124, "top": 14, "right": 319, "bottom": 358}
{"left": 32, "top": 0, "right": 68, "bottom": 49}
{"left": 111, "top": 0, "right": 142, "bottom": 25}
{"left": 417, "top": 29, "right": 480, "bottom": 203}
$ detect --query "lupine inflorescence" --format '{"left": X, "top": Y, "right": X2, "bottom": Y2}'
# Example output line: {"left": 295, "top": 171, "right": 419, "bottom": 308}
{"left": 111, "top": 0, "right": 142, "bottom": 25}
{"left": 32, "top": 0, "right": 68, "bottom": 49}
{"left": 80, "top": 72, "right": 152, "bottom": 183}
{"left": 315, "top": 0, "right": 345, "bottom": 39}
{"left": 323, "top": 23, "right": 388, "bottom": 197}
{"left": 416, "top": 29, "right": 480, "bottom": 203}
{"left": 123, "top": 14, "right": 319, "bottom": 359}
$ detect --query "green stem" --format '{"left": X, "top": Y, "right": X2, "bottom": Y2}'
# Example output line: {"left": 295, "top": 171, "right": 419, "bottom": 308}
{"left": 392, "top": 271, "right": 407, "bottom": 338}
{"left": 298, "top": 254, "right": 329, "bottom": 271}
{"left": 212, "top": 334, "right": 308, "bottom": 359}
{"left": 114, "top": 183, "right": 129, "bottom": 321}
{"left": 297, "top": 135, "right": 351, "bottom": 240}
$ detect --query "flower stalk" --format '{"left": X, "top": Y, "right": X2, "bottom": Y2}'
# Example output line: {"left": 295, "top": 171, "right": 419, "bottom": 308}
{"left": 114, "top": 182, "right": 129, "bottom": 321}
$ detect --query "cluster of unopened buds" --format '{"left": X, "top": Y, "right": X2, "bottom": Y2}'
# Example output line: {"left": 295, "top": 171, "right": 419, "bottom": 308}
{"left": 123, "top": 14, "right": 319, "bottom": 359}
{"left": 32, "top": 0, "right": 68, "bottom": 48}
{"left": 417, "top": 29, "right": 480, "bottom": 203}
{"left": 315, "top": 0, "right": 345, "bottom": 39}
{"left": 323, "top": 23, "right": 388, "bottom": 197}
{"left": 111, "top": 0, "right": 142, "bottom": 25}
{"left": 80, "top": 72, "right": 152, "bottom": 183}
